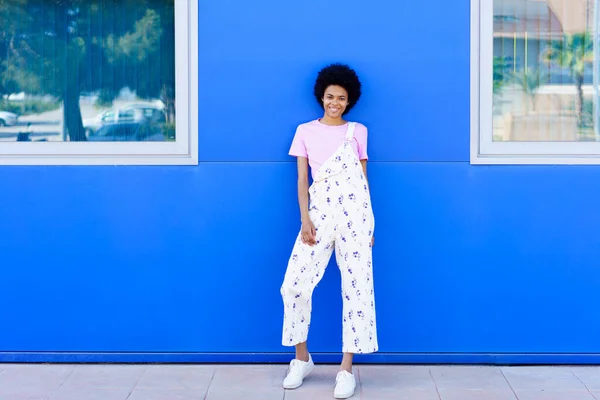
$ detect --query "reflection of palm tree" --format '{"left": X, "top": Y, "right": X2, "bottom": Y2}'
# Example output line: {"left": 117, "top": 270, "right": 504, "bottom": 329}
{"left": 543, "top": 32, "right": 594, "bottom": 126}
{"left": 511, "top": 67, "right": 546, "bottom": 112}
{"left": 493, "top": 56, "right": 508, "bottom": 94}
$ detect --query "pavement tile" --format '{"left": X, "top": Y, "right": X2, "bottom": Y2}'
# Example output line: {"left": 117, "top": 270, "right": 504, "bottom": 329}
{"left": 359, "top": 365, "right": 440, "bottom": 399}
{"left": 0, "top": 385, "right": 58, "bottom": 400}
{"left": 501, "top": 366, "right": 588, "bottom": 392}
{"left": 205, "top": 365, "right": 284, "bottom": 400}
{"left": 359, "top": 365, "right": 436, "bottom": 391}
{"left": 571, "top": 367, "right": 600, "bottom": 391}
{"left": 50, "top": 388, "right": 130, "bottom": 400}
{"left": 430, "top": 366, "right": 513, "bottom": 391}
{"left": 0, "top": 364, "right": 74, "bottom": 391}
{"left": 135, "top": 364, "right": 215, "bottom": 390}
{"left": 60, "top": 364, "right": 146, "bottom": 389}
{"left": 438, "top": 389, "right": 517, "bottom": 400}
{"left": 128, "top": 389, "right": 207, "bottom": 400}
{"left": 362, "top": 388, "right": 440, "bottom": 400}
{"left": 515, "top": 391, "right": 596, "bottom": 400}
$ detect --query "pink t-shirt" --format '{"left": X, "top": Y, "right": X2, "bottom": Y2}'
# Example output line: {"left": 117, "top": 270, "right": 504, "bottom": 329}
{"left": 289, "top": 119, "right": 368, "bottom": 179}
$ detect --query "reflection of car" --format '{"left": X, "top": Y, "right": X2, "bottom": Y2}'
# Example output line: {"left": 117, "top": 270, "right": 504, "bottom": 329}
{"left": 0, "top": 111, "right": 18, "bottom": 127}
{"left": 83, "top": 105, "right": 166, "bottom": 135}
{"left": 123, "top": 104, "right": 166, "bottom": 123}
{"left": 87, "top": 122, "right": 165, "bottom": 142}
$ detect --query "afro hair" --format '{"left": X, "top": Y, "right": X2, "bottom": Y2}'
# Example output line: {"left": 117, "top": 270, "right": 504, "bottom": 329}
{"left": 313, "top": 63, "right": 362, "bottom": 115}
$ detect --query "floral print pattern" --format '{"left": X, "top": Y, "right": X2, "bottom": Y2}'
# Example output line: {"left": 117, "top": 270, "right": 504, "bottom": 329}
{"left": 280, "top": 122, "right": 378, "bottom": 354}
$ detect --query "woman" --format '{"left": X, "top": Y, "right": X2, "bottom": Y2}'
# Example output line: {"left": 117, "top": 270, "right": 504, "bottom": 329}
{"left": 280, "top": 63, "right": 378, "bottom": 399}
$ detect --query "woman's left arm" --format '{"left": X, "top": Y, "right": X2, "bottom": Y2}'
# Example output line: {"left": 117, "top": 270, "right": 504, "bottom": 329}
{"left": 361, "top": 159, "right": 374, "bottom": 247}
{"left": 361, "top": 160, "right": 369, "bottom": 189}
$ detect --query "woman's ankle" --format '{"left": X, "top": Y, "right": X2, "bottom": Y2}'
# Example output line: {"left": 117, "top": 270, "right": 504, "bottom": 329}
{"left": 295, "top": 343, "right": 309, "bottom": 362}
{"left": 340, "top": 364, "right": 352, "bottom": 373}
{"left": 340, "top": 353, "right": 354, "bottom": 373}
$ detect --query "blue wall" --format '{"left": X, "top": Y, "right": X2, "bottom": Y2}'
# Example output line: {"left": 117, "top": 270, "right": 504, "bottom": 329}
{"left": 2, "top": 0, "right": 600, "bottom": 364}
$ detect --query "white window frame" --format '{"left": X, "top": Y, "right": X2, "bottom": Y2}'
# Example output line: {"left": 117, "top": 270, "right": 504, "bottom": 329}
{"left": 471, "top": 0, "right": 600, "bottom": 165}
{"left": 0, "top": 0, "right": 198, "bottom": 166}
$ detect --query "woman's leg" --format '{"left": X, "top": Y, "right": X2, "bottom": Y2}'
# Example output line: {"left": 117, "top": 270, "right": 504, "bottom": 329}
{"left": 332, "top": 229, "right": 376, "bottom": 399}
{"left": 280, "top": 217, "right": 336, "bottom": 351}
{"left": 280, "top": 217, "right": 335, "bottom": 390}
{"left": 340, "top": 352, "right": 354, "bottom": 373}
{"left": 335, "top": 218, "right": 378, "bottom": 356}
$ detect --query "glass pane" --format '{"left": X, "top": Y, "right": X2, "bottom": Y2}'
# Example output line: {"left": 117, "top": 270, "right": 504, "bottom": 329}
{"left": 493, "top": 0, "right": 599, "bottom": 141}
{"left": 0, "top": 0, "right": 175, "bottom": 143}
{"left": 118, "top": 110, "right": 135, "bottom": 121}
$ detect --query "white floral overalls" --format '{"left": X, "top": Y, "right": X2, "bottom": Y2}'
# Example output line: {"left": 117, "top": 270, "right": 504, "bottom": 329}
{"left": 280, "top": 122, "right": 378, "bottom": 354}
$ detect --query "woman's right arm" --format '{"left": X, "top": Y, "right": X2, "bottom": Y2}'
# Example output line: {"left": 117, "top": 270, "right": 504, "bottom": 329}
{"left": 297, "top": 157, "right": 316, "bottom": 245}
{"left": 297, "top": 157, "right": 310, "bottom": 222}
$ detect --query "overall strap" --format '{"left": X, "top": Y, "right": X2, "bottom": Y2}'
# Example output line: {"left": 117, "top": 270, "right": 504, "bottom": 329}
{"left": 345, "top": 122, "right": 356, "bottom": 141}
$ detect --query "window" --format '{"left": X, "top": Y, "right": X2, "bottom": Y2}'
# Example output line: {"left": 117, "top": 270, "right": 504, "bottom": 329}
{"left": 118, "top": 110, "right": 136, "bottom": 122}
{"left": 102, "top": 111, "right": 116, "bottom": 123}
{"left": 0, "top": 0, "right": 197, "bottom": 165}
{"left": 472, "top": 0, "right": 600, "bottom": 164}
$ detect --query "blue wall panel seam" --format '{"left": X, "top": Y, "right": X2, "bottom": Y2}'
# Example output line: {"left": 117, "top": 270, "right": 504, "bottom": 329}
{"left": 2, "top": 352, "right": 600, "bottom": 365}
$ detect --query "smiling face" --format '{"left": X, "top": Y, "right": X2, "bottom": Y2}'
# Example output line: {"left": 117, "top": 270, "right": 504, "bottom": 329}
{"left": 322, "top": 85, "right": 349, "bottom": 120}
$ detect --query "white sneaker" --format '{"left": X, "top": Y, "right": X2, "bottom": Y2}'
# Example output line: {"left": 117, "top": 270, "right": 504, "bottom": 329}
{"left": 334, "top": 370, "right": 356, "bottom": 399}
{"left": 283, "top": 354, "right": 315, "bottom": 389}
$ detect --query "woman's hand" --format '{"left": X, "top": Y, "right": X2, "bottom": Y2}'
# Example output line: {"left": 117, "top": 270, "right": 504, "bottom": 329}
{"left": 301, "top": 218, "right": 317, "bottom": 246}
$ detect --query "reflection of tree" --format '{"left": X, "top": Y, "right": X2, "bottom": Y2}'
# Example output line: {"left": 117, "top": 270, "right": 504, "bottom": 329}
{"left": 0, "top": 0, "right": 175, "bottom": 141}
{"left": 543, "top": 32, "right": 594, "bottom": 126}
{"left": 104, "top": 10, "right": 163, "bottom": 64}
{"left": 104, "top": 8, "right": 174, "bottom": 124}
{"left": 493, "top": 56, "right": 508, "bottom": 94}
{"left": 511, "top": 67, "right": 546, "bottom": 112}
{"left": 0, "top": 0, "right": 37, "bottom": 96}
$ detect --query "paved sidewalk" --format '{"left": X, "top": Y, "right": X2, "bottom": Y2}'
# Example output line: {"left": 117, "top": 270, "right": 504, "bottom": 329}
{"left": 1, "top": 363, "right": 599, "bottom": 400}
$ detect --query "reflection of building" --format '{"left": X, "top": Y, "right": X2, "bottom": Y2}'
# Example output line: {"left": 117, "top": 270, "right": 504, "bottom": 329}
{"left": 494, "top": 0, "right": 595, "bottom": 83}
{"left": 494, "top": 0, "right": 594, "bottom": 38}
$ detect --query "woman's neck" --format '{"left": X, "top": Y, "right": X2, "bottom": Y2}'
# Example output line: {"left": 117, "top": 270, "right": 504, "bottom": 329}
{"left": 319, "top": 115, "right": 346, "bottom": 126}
